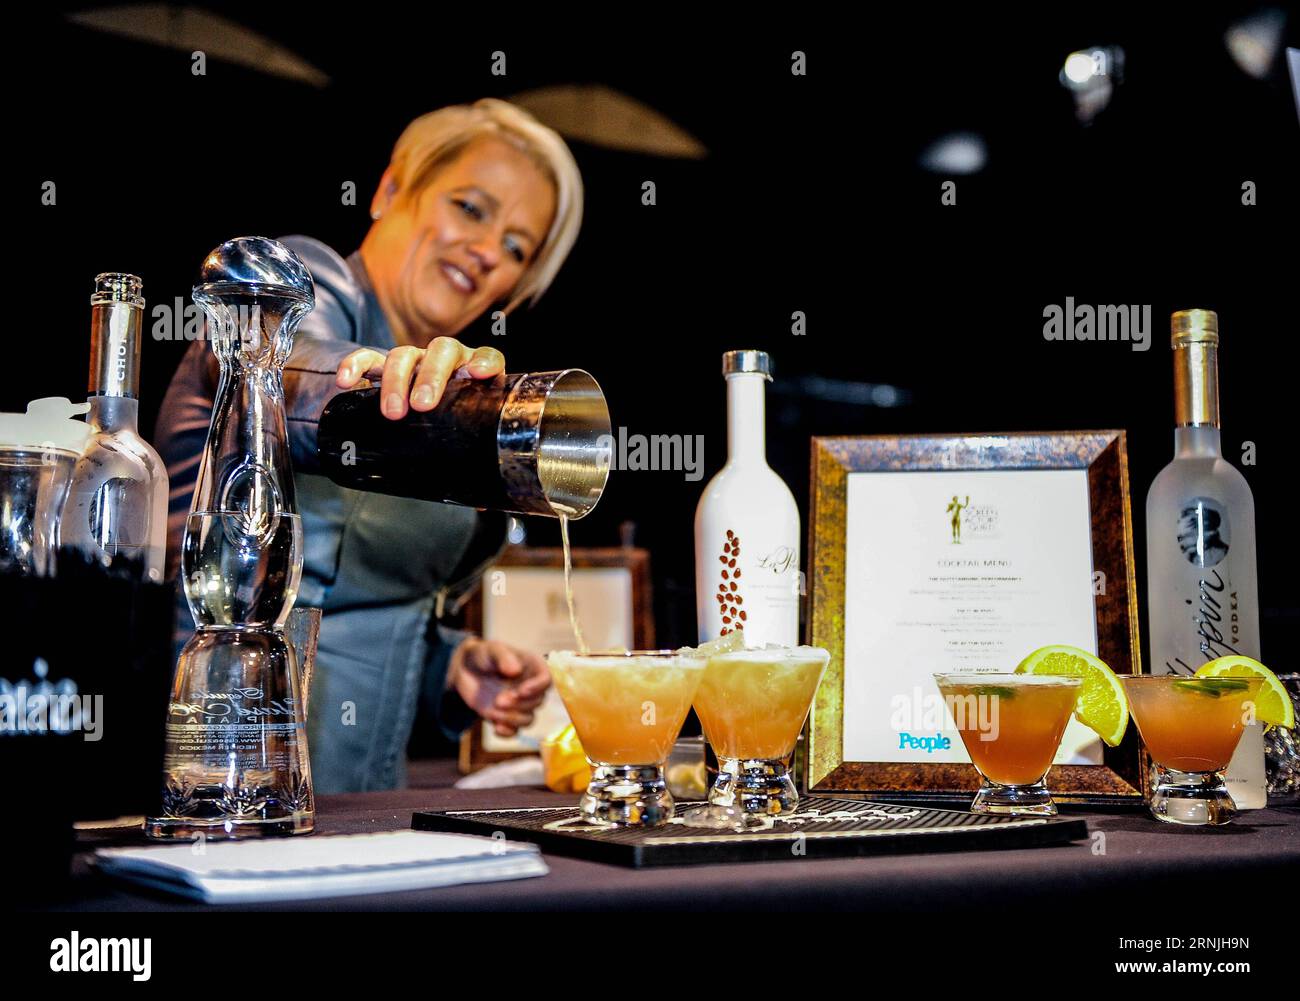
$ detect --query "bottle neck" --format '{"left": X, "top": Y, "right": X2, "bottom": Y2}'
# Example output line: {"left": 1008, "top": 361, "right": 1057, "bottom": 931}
{"left": 1172, "top": 342, "right": 1218, "bottom": 429}
{"left": 726, "top": 373, "right": 767, "bottom": 464}
{"left": 86, "top": 395, "right": 140, "bottom": 435}
{"left": 1173, "top": 426, "right": 1222, "bottom": 458}
{"left": 88, "top": 299, "right": 143, "bottom": 399}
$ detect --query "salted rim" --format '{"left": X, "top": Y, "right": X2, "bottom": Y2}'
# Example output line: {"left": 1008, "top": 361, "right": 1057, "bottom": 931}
{"left": 933, "top": 673, "right": 1083, "bottom": 686}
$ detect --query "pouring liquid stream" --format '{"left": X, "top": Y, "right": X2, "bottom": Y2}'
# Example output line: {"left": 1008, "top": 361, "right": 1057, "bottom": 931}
{"left": 557, "top": 511, "right": 588, "bottom": 653}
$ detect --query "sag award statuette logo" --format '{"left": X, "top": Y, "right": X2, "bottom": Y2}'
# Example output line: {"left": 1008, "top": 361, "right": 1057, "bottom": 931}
{"left": 945, "top": 495, "right": 999, "bottom": 544}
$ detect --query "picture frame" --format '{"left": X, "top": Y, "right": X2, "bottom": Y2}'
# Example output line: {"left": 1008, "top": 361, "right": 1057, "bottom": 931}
{"left": 458, "top": 545, "right": 655, "bottom": 773}
{"left": 805, "top": 431, "right": 1144, "bottom": 804}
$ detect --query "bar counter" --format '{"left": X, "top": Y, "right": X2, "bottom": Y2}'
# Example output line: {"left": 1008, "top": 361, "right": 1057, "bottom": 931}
{"left": 29, "top": 759, "right": 1298, "bottom": 914}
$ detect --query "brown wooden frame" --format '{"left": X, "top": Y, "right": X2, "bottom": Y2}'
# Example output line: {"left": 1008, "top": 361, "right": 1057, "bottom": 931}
{"left": 458, "top": 546, "right": 655, "bottom": 773}
{"left": 806, "top": 431, "right": 1145, "bottom": 804}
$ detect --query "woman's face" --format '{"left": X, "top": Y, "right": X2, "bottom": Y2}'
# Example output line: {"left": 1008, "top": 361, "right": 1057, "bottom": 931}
{"left": 366, "top": 137, "right": 558, "bottom": 342}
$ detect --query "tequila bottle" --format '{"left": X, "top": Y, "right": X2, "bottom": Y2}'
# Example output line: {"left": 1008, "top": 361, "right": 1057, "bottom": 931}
{"left": 63, "top": 274, "right": 168, "bottom": 581}
{"left": 146, "top": 237, "right": 316, "bottom": 839}
{"left": 694, "top": 350, "right": 800, "bottom": 646}
{"left": 1145, "top": 309, "right": 1265, "bottom": 809}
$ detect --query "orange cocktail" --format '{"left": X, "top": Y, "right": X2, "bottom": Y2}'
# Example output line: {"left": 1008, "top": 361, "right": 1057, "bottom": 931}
{"left": 1122, "top": 675, "right": 1263, "bottom": 825}
{"left": 935, "top": 674, "right": 1082, "bottom": 815}
{"left": 547, "top": 650, "right": 706, "bottom": 826}
{"left": 683, "top": 646, "right": 830, "bottom": 829}
{"left": 694, "top": 649, "right": 828, "bottom": 760}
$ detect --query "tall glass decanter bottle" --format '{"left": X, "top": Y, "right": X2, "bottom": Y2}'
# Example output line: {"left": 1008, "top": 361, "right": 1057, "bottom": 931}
{"left": 63, "top": 274, "right": 169, "bottom": 581}
{"left": 146, "top": 237, "right": 316, "bottom": 840}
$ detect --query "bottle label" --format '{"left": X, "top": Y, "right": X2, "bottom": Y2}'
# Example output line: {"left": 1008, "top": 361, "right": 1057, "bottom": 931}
{"left": 1176, "top": 496, "right": 1230, "bottom": 569}
{"left": 707, "top": 529, "right": 798, "bottom": 642}
{"left": 1165, "top": 496, "right": 1245, "bottom": 666}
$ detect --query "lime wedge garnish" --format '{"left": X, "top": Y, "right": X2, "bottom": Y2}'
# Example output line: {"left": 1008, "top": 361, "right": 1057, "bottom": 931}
{"left": 1194, "top": 656, "right": 1295, "bottom": 729}
{"left": 1172, "top": 677, "right": 1252, "bottom": 698}
{"left": 969, "top": 685, "right": 1017, "bottom": 699}
{"left": 1015, "top": 644, "right": 1129, "bottom": 746}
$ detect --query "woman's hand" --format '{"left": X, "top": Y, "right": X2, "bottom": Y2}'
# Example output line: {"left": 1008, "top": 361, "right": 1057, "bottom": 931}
{"left": 447, "top": 637, "right": 551, "bottom": 738}
{"left": 336, "top": 338, "right": 505, "bottom": 419}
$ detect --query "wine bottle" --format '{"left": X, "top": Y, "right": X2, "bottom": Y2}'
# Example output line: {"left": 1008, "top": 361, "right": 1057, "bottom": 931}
{"left": 1145, "top": 309, "right": 1265, "bottom": 808}
{"left": 63, "top": 274, "right": 169, "bottom": 582}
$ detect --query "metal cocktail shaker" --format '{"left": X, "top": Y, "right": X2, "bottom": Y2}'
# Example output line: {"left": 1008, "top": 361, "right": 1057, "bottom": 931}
{"left": 317, "top": 371, "right": 612, "bottom": 519}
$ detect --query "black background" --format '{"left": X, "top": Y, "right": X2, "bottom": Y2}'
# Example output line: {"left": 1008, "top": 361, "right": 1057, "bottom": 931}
{"left": 15, "top": 3, "right": 1299, "bottom": 671}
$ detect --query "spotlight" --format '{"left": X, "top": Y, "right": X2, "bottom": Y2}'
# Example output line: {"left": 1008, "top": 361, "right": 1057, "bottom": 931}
{"left": 1226, "top": 8, "right": 1286, "bottom": 80}
{"left": 919, "top": 132, "right": 988, "bottom": 175}
{"left": 1059, "top": 46, "right": 1124, "bottom": 124}
{"left": 1062, "top": 52, "right": 1097, "bottom": 86}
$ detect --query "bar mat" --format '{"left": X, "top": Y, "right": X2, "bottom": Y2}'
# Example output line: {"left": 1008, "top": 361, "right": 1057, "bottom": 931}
{"left": 413, "top": 797, "right": 1088, "bottom": 868}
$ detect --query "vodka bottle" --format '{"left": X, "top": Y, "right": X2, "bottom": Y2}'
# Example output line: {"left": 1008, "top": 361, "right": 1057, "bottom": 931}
{"left": 695, "top": 350, "right": 800, "bottom": 646}
{"left": 63, "top": 274, "right": 168, "bottom": 581}
{"left": 1146, "top": 309, "right": 1265, "bottom": 809}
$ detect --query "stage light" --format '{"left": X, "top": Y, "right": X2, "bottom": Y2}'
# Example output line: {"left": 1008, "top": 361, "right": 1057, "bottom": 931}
{"left": 1062, "top": 52, "right": 1097, "bottom": 86}
{"left": 1226, "top": 8, "right": 1286, "bottom": 79}
{"left": 1059, "top": 46, "right": 1124, "bottom": 124}
{"left": 919, "top": 132, "right": 988, "bottom": 175}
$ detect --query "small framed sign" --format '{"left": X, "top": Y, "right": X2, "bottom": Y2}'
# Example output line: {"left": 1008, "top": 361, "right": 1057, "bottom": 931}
{"left": 458, "top": 546, "right": 655, "bottom": 773}
{"left": 806, "top": 431, "right": 1144, "bottom": 804}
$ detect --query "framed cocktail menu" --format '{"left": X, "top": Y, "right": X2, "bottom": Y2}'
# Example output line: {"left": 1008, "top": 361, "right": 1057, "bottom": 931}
{"left": 806, "top": 431, "right": 1145, "bottom": 804}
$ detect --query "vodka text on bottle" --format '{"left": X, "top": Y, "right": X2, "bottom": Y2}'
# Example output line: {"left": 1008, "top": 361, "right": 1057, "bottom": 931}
{"left": 695, "top": 350, "right": 800, "bottom": 647}
{"left": 1145, "top": 309, "right": 1265, "bottom": 808}
{"left": 63, "top": 274, "right": 169, "bottom": 580}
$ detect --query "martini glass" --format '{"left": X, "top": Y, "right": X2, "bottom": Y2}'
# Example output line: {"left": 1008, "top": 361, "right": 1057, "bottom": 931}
{"left": 1122, "top": 675, "right": 1263, "bottom": 826}
{"left": 546, "top": 650, "right": 706, "bottom": 826}
{"left": 682, "top": 646, "right": 830, "bottom": 830}
{"left": 935, "top": 673, "right": 1083, "bottom": 816}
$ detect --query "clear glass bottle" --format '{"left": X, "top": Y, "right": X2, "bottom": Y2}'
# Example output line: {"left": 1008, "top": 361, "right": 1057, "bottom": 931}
{"left": 63, "top": 274, "right": 168, "bottom": 581}
{"left": 145, "top": 237, "right": 316, "bottom": 840}
{"left": 1145, "top": 309, "right": 1265, "bottom": 809}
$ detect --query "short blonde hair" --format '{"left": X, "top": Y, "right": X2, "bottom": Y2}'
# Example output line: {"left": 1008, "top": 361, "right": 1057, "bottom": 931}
{"left": 387, "top": 98, "right": 583, "bottom": 313}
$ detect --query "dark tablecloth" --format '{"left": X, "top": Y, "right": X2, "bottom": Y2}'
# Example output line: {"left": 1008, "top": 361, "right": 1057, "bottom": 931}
{"left": 35, "top": 758, "right": 1300, "bottom": 913}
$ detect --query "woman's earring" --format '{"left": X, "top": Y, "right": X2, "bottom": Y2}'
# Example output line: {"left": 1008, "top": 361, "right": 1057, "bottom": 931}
{"left": 370, "top": 210, "right": 382, "bottom": 220}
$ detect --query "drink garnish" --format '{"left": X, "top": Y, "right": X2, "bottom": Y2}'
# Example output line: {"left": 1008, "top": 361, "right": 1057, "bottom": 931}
{"left": 1194, "top": 656, "right": 1294, "bottom": 729}
{"left": 1015, "top": 644, "right": 1129, "bottom": 746}
{"left": 1171, "top": 677, "right": 1251, "bottom": 698}
{"left": 968, "top": 684, "right": 1017, "bottom": 699}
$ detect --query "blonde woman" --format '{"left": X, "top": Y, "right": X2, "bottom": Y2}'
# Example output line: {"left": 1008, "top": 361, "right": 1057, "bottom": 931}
{"left": 157, "top": 99, "right": 584, "bottom": 792}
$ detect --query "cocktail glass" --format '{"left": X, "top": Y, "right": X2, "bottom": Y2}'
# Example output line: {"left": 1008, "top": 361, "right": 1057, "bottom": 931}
{"left": 546, "top": 650, "right": 707, "bottom": 826}
{"left": 934, "top": 673, "right": 1083, "bottom": 816}
{"left": 1122, "top": 675, "right": 1264, "bottom": 826}
{"left": 682, "top": 646, "right": 830, "bottom": 830}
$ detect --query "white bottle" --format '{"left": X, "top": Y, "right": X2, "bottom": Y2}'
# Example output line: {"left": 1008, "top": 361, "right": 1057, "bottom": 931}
{"left": 1146, "top": 309, "right": 1265, "bottom": 808}
{"left": 695, "top": 350, "right": 800, "bottom": 646}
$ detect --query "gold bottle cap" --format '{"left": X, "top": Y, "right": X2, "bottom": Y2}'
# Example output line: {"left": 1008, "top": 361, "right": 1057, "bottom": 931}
{"left": 1171, "top": 308, "right": 1218, "bottom": 347}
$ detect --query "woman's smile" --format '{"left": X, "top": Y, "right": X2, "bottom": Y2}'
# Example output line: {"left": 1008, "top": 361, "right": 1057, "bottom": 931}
{"left": 438, "top": 259, "right": 478, "bottom": 295}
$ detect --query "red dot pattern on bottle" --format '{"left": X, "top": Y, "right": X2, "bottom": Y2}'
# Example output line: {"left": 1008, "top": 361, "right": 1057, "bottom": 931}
{"left": 717, "top": 529, "right": 747, "bottom": 635}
